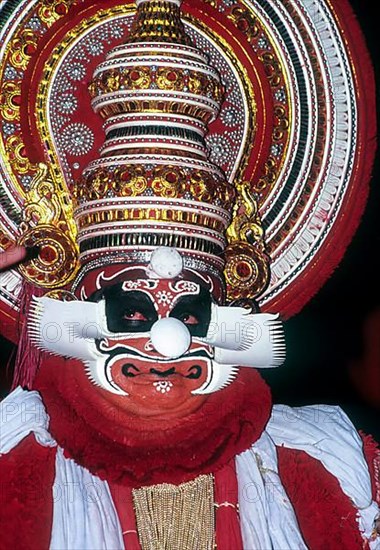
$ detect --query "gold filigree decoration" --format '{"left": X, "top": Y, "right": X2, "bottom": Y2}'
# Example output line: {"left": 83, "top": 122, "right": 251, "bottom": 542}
{"left": 226, "top": 182, "right": 264, "bottom": 247}
{"left": 254, "top": 108, "right": 289, "bottom": 192}
{"left": 9, "top": 29, "right": 38, "bottom": 71}
{"left": 0, "top": 229, "right": 13, "bottom": 250}
{"left": 0, "top": 81, "right": 21, "bottom": 122}
{"left": 259, "top": 52, "right": 282, "bottom": 88}
{"left": 75, "top": 165, "right": 234, "bottom": 207}
{"left": 44, "top": 289, "right": 77, "bottom": 301}
{"left": 227, "top": 6, "right": 260, "bottom": 43}
{"left": 89, "top": 66, "right": 222, "bottom": 113}
{"left": 224, "top": 181, "right": 270, "bottom": 300}
{"left": 96, "top": 97, "right": 217, "bottom": 124}
{"left": 76, "top": 208, "right": 225, "bottom": 232}
{"left": 132, "top": 474, "right": 215, "bottom": 550}
{"left": 0, "top": 0, "right": 82, "bottom": 207}
{"left": 273, "top": 105, "right": 290, "bottom": 141}
{"left": 253, "top": 156, "right": 277, "bottom": 193}
{"left": 156, "top": 67, "right": 184, "bottom": 90}
{"left": 5, "top": 135, "right": 33, "bottom": 174}
{"left": 151, "top": 175, "right": 179, "bottom": 198}
{"left": 128, "top": 0, "right": 192, "bottom": 45}
{"left": 38, "top": 0, "right": 74, "bottom": 27}
{"left": 17, "top": 163, "right": 79, "bottom": 288}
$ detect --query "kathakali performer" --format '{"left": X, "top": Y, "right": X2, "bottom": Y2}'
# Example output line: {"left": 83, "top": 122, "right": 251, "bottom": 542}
{"left": 0, "top": 0, "right": 379, "bottom": 547}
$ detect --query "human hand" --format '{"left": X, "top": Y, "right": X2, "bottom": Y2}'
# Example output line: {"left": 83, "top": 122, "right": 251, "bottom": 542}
{"left": 0, "top": 245, "right": 27, "bottom": 272}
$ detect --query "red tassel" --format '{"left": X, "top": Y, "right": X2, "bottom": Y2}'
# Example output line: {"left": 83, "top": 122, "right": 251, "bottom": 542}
{"left": 12, "top": 282, "right": 44, "bottom": 390}
{"left": 0, "top": 434, "right": 56, "bottom": 550}
{"left": 277, "top": 447, "right": 364, "bottom": 549}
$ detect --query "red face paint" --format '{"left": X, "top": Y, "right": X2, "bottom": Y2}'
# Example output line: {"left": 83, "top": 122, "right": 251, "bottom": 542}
{"left": 78, "top": 264, "right": 218, "bottom": 417}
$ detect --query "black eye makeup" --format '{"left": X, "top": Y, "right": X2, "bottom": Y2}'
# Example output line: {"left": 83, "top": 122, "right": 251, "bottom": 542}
{"left": 104, "top": 286, "right": 158, "bottom": 333}
{"left": 170, "top": 288, "right": 211, "bottom": 337}
{"left": 89, "top": 281, "right": 212, "bottom": 336}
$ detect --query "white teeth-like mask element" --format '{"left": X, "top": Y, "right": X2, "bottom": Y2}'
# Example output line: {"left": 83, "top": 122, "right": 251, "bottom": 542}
{"left": 28, "top": 296, "right": 108, "bottom": 360}
{"left": 28, "top": 296, "right": 126, "bottom": 395}
{"left": 202, "top": 305, "right": 286, "bottom": 368}
{"left": 191, "top": 360, "right": 239, "bottom": 395}
{"left": 27, "top": 296, "right": 285, "bottom": 397}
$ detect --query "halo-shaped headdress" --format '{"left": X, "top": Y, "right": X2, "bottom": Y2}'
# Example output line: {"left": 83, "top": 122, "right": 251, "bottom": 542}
{"left": 0, "top": 0, "right": 376, "bottom": 344}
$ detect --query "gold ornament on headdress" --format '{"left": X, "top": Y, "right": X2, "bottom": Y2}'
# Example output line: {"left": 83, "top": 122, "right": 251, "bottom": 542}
{"left": 17, "top": 163, "right": 79, "bottom": 288}
{"left": 225, "top": 181, "right": 269, "bottom": 301}
{"left": 128, "top": 0, "right": 192, "bottom": 44}
{"left": 14, "top": 0, "right": 269, "bottom": 299}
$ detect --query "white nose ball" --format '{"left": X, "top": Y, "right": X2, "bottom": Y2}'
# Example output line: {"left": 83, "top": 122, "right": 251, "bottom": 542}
{"left": 150, "top": 318, "right": 191, "bottom": 358}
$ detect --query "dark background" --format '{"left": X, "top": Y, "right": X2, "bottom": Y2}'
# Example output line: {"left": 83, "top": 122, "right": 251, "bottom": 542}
{"left": 0, "top": 0, "right": 379, "bottom": 437}
{"left": 263, "top": 0, "right": 380, "bottom": 440}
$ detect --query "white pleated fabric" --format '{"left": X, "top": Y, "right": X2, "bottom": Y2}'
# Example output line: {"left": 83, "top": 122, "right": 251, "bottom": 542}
{"left": 236, "top": 404, "right": 380, "bottom": 550}
{"left": 0, "top": 386, "right": 55, "bottom": 452}
{"left": 236, "top": 431, "right": 307, "bottom": 550}
{"left": 50, "top": 447, "right": 124, "bottom": 550}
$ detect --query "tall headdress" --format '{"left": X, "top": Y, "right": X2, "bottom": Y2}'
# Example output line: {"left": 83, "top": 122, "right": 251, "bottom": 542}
{"left": 71, "top": 0, "right": 236, "bottom": 295}
{"left": 0, "top": 0, "right": 376, "bottom": 342}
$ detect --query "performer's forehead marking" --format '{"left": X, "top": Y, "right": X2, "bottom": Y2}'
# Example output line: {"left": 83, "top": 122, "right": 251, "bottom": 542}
{"left": 96, "top": 265, "right": 146, "bottom": 291}
{"left": 120, "top": 279, "right": 201, "bottom": 313}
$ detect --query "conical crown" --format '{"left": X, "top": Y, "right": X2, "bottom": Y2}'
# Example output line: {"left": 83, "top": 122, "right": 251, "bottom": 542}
{"left": 73, "top": 0, "right": 235, "bottom": 276}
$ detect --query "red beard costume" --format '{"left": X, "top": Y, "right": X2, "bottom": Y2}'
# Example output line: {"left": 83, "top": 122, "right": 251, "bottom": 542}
{"left": 34, "top": 356, "right": 273, "bottom": 488}
{"left": 1, "top": 356, "right": 379, "bottom": 550}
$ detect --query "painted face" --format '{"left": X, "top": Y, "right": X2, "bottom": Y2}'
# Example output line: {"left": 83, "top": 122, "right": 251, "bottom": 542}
{"left": 30, "top": 254, "right": 284, "bottom": 419}
{"left": 86, "top": 269, "right": 216, "bottom": 418}
{"left": 31, "top": 253, "right": 274, "bottom": 419}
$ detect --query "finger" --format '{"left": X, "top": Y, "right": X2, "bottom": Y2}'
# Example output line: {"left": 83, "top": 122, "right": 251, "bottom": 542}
{"left": 0, "top": 245, "right": 27, "bottom": 271}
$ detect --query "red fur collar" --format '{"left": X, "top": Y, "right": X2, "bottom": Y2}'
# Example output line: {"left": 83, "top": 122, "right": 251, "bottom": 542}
{"left": 34, "top": 356, "right": 272, "bottom": 487}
